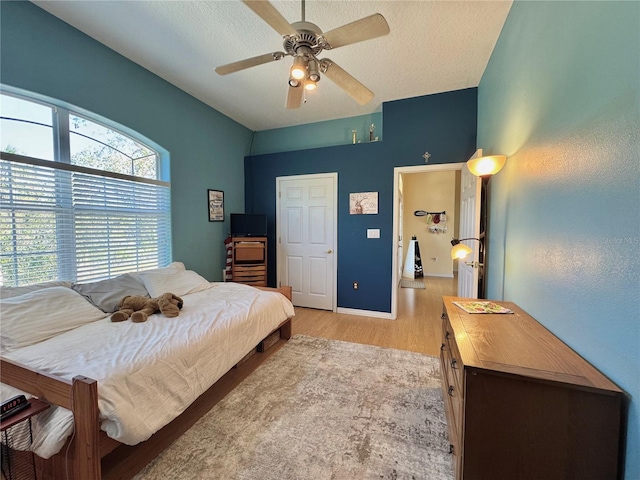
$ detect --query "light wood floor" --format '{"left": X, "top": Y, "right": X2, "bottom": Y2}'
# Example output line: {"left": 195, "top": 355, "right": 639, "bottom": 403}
{"left": 292, "top": 276, "right": 457, "bottom": 357}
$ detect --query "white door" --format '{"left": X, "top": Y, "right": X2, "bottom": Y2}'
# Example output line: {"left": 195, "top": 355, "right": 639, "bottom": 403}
{"left": 397, "top": 187, "right": 404, "bottom": 283}
{"left": 457, "top": 152, "right": 482, "bottom": 298}
{"left": 277, "top": 174, "right": 336, "bottom": 310}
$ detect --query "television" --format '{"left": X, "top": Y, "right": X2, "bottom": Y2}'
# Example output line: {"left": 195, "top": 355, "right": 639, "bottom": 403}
{"left": 230, "top": 213, "right": 267, "bottom": 237}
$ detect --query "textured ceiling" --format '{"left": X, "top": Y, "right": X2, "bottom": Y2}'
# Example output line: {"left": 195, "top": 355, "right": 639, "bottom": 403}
{"left": 32, "top": 0, "right": 512, "bottom": 132}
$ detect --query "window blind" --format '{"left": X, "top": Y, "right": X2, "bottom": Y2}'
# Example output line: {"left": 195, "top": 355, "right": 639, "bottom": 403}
{"left": 0, "top": 158, "right": 171, "bottom": 285}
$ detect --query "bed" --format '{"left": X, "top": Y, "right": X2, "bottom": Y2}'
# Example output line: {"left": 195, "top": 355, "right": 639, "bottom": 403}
{"left": 0, "top": 262, "right": 295, "bottom": 480}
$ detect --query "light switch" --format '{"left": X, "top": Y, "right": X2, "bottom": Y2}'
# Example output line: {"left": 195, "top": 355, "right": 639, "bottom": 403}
{"left": 367, "top": 228, "right": 380, "bottom": 239}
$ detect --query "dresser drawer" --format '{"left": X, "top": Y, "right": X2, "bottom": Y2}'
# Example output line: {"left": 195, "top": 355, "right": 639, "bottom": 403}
{"left": 440, "top": 349, "right": 461, "bottom": 453}
{"left": 442, "top": 315, "right": 464, "bottom": 395}
{"left": 441, "top": 309, "right": 465, "bottom": 469}
{"left": 234, "top": 242, "right": 265, "bottom": 263}
{"left": 440, "top": 343, "right": 463, "bottom": 451}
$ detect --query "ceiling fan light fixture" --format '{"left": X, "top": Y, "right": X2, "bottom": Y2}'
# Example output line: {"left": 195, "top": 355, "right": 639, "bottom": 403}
{"left": 290, "top": 56, "right": 307, "bottom": 80}
{"left": 291, "top": 66, "right": 306, "bottom": 80}
{"left": 218, "top": 0, "right": 391, "bottom": 109}
{"left": 307, "top": 58, "right": 320, "bottom": 82}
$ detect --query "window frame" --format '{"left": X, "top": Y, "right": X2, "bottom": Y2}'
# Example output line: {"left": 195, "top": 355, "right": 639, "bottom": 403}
{"left": 0, "top": 87, "right": 171, "bottom": 286}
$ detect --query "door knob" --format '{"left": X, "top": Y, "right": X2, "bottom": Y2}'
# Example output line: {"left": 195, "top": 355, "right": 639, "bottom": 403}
{"left": 326, "top": 249, "right": 333, "bottom": 254}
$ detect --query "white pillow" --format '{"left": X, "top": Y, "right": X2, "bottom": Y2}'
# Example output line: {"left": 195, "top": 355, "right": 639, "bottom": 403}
{"left": 0, "top": 280, "right": 73, "bottom": 300}
{"left": 139, "top": 269, "right": 211, "bottom": 298}
{"left": 0, "top": 287, "right": 108, "bottom": 353}
{"left": 0, "top": 263, "right": 184, "bottom": 300}
{"left": 129, "top": 261, "right": 185, "bottom": 284}
{"left": 140, "top": 261, "right": 185, "bottom": 274}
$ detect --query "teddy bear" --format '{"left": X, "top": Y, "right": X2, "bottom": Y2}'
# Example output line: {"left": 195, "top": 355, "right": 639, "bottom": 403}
{"left": 110, "top": 292, "right": 184, "bottom": 323}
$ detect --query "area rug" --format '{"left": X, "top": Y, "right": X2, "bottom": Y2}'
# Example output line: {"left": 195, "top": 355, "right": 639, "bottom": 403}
{"left": 134, "top": 335, "right": 453, "bottom": 480}
{"left": 400, "top": 278, "right": 426, "bottom": 289}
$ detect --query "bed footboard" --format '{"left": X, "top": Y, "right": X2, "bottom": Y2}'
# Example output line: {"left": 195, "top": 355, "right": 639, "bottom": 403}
{"left": 255, "top": 285, "right": 292, "bottom": 341}
{"left": 0, "top": 358, "right": 102, "bottom": 480}
{"left": 255, "top": 284, "right": 292, "bottom": 302}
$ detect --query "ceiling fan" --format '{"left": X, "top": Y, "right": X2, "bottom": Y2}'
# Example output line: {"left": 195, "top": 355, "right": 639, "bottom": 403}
{"left": 215, "top": 0, "right": 390, "bottom": 109}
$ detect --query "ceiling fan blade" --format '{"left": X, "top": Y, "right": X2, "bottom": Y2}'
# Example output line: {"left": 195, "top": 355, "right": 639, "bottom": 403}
{"left": 321, "top": 14, "right": 390, "bottom": 50}
{"left": 243, "top": 0, "right": 299, "bottom": 37}
{"left": 286, "top": 85, "right": 304, "bottom": 109}
{"left": 215, "top": 52, "right": 286, "bottom": 75}
{"left": 321, "top": 59, "right": 374, "bottom": 105}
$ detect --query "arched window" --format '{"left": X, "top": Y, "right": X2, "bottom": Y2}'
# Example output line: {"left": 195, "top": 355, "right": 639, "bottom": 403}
{"left": 0, "top": 89, "right": 171, "bottom": 285}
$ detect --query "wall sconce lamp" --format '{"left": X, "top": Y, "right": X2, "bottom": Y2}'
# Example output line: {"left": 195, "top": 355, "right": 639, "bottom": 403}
{"left": 467, "top": 155, "right": 507, "bottom": 182}
{"left": 450, "top": 238, "right": 483, "bottom": 266}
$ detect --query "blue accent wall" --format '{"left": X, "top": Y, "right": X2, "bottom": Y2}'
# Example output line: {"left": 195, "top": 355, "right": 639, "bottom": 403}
{"left": 478, "top": 1, "right": 640, "bottom": 477}
{"left": 0, "top": 1, "right": 252, "bottom": 281}
{"left": 246, "top": 88, "right": 477, "bottom": 311}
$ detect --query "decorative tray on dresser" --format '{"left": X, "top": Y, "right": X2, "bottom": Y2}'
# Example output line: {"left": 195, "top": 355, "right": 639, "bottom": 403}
{"left": 440, "top": 296, "right": 625, "bottom": 480}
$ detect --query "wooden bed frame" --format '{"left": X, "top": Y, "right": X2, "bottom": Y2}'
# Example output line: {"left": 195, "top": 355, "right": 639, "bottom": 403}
{"left": 0, "top": 285, "right": 293, "bottom": 480}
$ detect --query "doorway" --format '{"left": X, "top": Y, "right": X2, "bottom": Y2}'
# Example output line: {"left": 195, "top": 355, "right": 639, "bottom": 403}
{"left": 276, "top": 173, "right": 337, "bottom": 311}
{"left": 391, "top": 163, "right": 465, "bottom": 319}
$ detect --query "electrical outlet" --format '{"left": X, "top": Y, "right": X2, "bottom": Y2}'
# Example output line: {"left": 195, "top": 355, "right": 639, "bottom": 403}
{"left": 353, "top": 282, "right": 359, "bottom": 290}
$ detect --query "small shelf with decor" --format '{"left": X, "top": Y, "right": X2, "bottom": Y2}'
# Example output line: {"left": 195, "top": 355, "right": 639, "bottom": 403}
{"left": 231, "top": 237, "right": 267, "bottom": 286}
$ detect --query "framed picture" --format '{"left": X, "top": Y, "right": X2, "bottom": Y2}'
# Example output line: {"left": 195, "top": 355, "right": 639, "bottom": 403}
{"left": 208, "top": 189, "right": 224, "bottom": 222}
{"left": 349, "top": 192, "right": 378, "bottom": 215}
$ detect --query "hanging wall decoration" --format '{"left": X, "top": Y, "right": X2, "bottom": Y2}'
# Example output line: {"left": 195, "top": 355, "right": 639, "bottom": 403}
{"left": 350, "top": 192, "right": 378, "bottom": 215}
{"left": 414, "top": 210, "right": 448, "bottom": 234}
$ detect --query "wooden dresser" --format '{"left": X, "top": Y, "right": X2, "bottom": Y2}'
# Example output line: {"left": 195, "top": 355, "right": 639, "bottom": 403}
{"left": 440, "top": 296, "right": 624, "bottom": 480}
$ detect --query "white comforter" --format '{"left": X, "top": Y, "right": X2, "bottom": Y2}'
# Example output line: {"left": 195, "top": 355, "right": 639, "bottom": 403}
{"left": 0, "top": 282, "right": 294, "bottom": 458}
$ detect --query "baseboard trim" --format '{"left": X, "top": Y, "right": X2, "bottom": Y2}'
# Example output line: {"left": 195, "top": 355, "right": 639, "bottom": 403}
{"left": 424, "top": 273, "right": 454, "bottom": 278}
{"left": 336, "top": 307, "right": 395, "bottom": 320}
